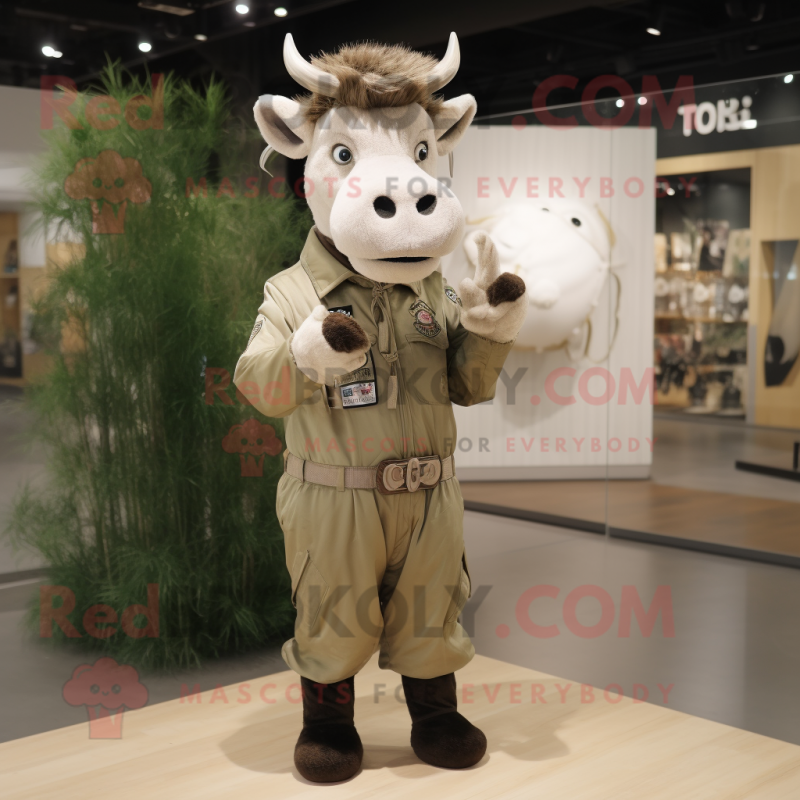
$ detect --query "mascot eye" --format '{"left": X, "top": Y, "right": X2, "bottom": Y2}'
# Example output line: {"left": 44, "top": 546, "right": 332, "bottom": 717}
{"left": 571, "top": 217, "right": 582, "bottom": 227}
{"left": 415, "top": 142, "right": 428, "bottom": 161}
{"left": 332, "top": 145, "right": 352, "bottom": 165}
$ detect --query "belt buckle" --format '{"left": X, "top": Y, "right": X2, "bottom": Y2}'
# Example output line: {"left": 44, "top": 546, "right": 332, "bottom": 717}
{"left": 376, "top": 455, "right": 442, "bottom": 495}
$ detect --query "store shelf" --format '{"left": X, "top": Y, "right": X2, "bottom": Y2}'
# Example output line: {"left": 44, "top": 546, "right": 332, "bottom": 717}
{"left": 693, "top": 363, "right": 745, "bottom": 371}
{"left": 655, "top": 313, "right": 747, "bottom": 324}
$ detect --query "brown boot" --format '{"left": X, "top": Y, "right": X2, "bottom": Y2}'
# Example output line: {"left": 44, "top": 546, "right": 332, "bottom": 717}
{"left": 402, "top": 673, "right": 487, "bottom": 769}
{"left": 294, "top": 675, "right": 363, "bottom": 783}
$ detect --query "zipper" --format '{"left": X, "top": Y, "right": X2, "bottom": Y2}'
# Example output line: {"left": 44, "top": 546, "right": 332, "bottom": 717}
{"left": 396, "top": 351, "right": 411, "bottom": 457}
{"left": 371, "top": 280, "right": 411, "bottom": 458}
{"left": 389, "top": 285, "right": 412, "bottom": 458}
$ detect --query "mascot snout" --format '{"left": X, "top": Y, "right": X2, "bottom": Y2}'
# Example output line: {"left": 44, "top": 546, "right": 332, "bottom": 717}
{"left": 329, "top": 155, "right": 465, "bottom": 282}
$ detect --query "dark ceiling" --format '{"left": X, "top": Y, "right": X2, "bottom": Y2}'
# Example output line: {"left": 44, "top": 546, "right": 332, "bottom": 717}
{"left": 3, "top": 0, "right": 800, "bottom": 117}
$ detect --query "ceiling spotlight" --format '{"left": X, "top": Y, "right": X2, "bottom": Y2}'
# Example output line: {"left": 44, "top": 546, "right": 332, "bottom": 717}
{"left": 274, "top": 6, "right": 288, "bottom": 16}
{"left": 646, "top": 26, "right": 661, "bottom": 36}
{"left": 235, "top": 3, "right": 249, "bottom": 13}
{"left": 742, "top": 119, "right": 757, "bottom": 129}
{"left": 138, "top": 2, "right": 195, "bottom": 15}
{"left": 615, "top": 98, "right": 625, "bottom": 108}
{"left": 666, "top": 187, "right": 676, "bottom": 196}
{"left": 638, "top": 96, "right": 647, "bottom": 105}
{"left": 195, "top": 33, "right": 207, "bottom": 41}
{"left": 784, "top": 74, "right": 794, "bottom": 84}
{"left": 139, "top": 41, "right": 153, "bottom": 53}
{"left": 42, "top": 45, "right": 63, "bottom": 58}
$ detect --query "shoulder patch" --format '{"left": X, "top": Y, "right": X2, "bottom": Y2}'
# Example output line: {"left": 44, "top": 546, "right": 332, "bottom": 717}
{"left": 445, "top": 285, "right": 462, "bottom": 306}
{"left": 244, "top": 316, "right": 264, "bottom": 353}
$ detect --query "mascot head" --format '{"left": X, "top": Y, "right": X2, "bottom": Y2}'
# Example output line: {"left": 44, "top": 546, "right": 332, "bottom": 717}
{"left": 254, "top": 33, "right": 476, "bottom": 283}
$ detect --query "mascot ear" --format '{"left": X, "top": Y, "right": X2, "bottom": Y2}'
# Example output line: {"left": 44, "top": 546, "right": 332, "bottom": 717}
{"left": 431, "top": 94, "right": 477, "bottom": 157}
{"left": 254, "top": 95, "right": 315, "bottom": 159}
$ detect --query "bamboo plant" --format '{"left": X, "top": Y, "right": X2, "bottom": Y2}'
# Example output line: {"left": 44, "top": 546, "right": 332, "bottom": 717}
{"left": 5, "top": 63, "right": 309, "bottom": 669}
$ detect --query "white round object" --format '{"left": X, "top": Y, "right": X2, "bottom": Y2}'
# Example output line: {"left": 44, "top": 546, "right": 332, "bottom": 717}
{"left": 693, "top": 283, "right": 710, "bottom": 303}
{"left": 728, "top": 284, "right": 746, "bottom": 304}
{"left": 465, "top": 199, "right": 612, "bottom": 351}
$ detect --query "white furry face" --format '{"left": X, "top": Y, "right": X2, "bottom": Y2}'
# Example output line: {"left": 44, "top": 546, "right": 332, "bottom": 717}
{"left": 254, "top": 95, "right": 477, "bottom": 284}
{"left": 305, "top": 104, "right": 462, "bottom": 282}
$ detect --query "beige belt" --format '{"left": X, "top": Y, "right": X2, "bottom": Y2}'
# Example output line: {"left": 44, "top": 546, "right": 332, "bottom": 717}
{"left": 284, "top": 452, "right": 455, "bottom": 494}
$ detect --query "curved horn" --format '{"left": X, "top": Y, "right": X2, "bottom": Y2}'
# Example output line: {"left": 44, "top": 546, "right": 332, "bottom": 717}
{"left": 426, "top": 32, "right": 460, "bottom": 93}
{"left": 283, "top": 33, "right": 340, "bottom": 98}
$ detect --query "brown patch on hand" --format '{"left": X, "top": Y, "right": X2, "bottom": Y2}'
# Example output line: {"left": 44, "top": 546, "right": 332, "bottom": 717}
{"left": 486, "top": 273, "right": 526, "bottom": 306}
{"left": 322, "top": 313, "right": 370, "bottom": 353}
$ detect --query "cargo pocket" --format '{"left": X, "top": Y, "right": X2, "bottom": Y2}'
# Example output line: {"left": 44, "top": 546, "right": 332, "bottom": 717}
{"left": 290, "top": 550, "right": 329, "bottom": 630}
{"left": 404, "top": 331, "right": 450, "bottom": 405}
{"left": 446, "top": 550, "right": 473, "bottom": 623}
{"left": 462, "top": 549, "right": 473, "bottom": 601}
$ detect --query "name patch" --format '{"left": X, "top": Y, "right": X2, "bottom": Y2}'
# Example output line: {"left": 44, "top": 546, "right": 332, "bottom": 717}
{"left": 338, "top": 350, "right": 378, "bottom": 408}
{"left": 328, "top": 305, "right": 353, "bottom": 317}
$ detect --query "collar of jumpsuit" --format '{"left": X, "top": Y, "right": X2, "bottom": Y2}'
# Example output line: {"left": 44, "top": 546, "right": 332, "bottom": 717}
{"left": 308, "top": 228, "right": 423, "bottom": 298}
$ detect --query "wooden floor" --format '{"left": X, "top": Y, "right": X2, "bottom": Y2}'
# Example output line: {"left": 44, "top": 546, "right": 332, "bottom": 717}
{"left": 3, "top": 654, "right": 800, "bottom": 799}
{"left": 461, "top": 480, "right": 800, "bottom": 558}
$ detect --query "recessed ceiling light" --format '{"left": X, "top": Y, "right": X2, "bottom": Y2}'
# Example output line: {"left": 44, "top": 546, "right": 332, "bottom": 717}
{"left": 666, "top": 187, "right": 675, "bottom": 196}
{"left": 784, "top": 74, "right": 794, "bottom": 84}
{"left": 638, "top": 96, "right": 647, "bottom": 105}
{"left": 195, "top": 33, "right": 207, "bottom": 41}
{"left": 138, "top": 2, "right": 195, "bottom": 16}
{"left": 274, "top": 6, "right": 288, "bottom": 16}
{"left": 646, "top": 27, "right": 661, "bottom": 36}
{"left": 42, "top": 45, "right": 63, "bottom": 58}
{"left": 235, "top": 3, "right": 249, "bottom": 13}
{"left": 616, "top": 98, "right": 624, "bottom": 108}
{"left": 139, "top": 41, "right": 153, "bottom": 53}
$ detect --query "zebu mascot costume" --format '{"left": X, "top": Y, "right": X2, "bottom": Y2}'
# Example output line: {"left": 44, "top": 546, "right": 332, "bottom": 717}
{"left": 235, "top": 33, "right": 527, "bottom": 782}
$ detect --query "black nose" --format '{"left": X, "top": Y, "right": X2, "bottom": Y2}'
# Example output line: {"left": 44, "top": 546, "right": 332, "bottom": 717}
{"left": 373, "top": 196, "right": 396, "bottom": 219}
{"left": 416, "top": 195, "right": 437, "bottom": 215}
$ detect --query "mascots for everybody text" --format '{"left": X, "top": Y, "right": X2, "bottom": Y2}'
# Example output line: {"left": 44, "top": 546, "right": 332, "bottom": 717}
{"left": 235, "top": 32, "right": 527, "bottom": 782}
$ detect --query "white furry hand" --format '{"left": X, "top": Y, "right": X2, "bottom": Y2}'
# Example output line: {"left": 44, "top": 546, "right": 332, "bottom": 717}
{"left": 460, "top": 232, "right": 527, "bottom": 343}
{"left": 290, "top": 306, "right": 370, "bottom": 386}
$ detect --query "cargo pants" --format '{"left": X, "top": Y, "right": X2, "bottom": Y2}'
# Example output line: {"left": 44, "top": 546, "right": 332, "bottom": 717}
{"left": 275, "top": 471, "right": 473, "bottom": 684}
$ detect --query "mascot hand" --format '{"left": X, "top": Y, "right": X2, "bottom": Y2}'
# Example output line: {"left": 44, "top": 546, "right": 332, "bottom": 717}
{"left": 460, "top": 232, "right": 527, "bottom": 343}
{"left": 291, "top": 305, "right": 371, "bottom": 386}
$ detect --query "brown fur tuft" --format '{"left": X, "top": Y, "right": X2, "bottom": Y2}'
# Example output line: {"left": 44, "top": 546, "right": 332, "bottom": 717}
{"left": 322, "top": 312, "right": 370, "bottom": 353}
{"left": 298, "top": 42, "right": 446, "bottom": 122}
{"left": 486, "top": 273, "right": 525, "bottom": 307}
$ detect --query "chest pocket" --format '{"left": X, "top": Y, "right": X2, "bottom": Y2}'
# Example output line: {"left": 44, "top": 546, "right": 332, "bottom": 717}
{"left": 403, "top": 331, "right": 450, "bottom": 405}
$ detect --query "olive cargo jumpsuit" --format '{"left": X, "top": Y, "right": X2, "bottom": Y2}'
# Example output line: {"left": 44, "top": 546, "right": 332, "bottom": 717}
{"left": 234, "top": 230, "right": 513, "bottom": 683}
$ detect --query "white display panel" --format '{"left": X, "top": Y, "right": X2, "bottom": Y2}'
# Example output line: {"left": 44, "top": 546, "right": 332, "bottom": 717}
{"left": 441, "top": 125, "right": 656, "bottom": 479}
